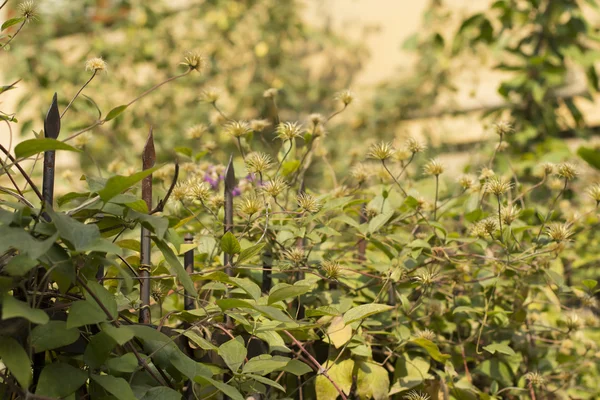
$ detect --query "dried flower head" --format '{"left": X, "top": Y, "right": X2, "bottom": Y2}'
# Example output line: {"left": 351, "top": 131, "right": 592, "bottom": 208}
{"left": 263, "top": 88, "right": 278, "bottom": 98}
{"left": 481, "top": 217, "right": 499, "bottom": 235}
{"left": 151, "top": 279, "right": 172, "bottom": 303}
{"left": 250, "top": 119, "right": 270, "bottom": 132}
{"left": 203, "top": 140, "right": 217, "bottom": 152}
{"left": 335, "top": 89, "right": 355, "bottom": 106}
{"left": 322, "top": 260, "right": 341, "bottom": 280}
{"left": 494, "top": 121, "right": 514, "bottom": 137}
{"left": 209, "top": 194, "right": 225, "bottom": 209}
{"left": 309, "top": 113, "right": 326, "bottom": 127}
{"left": 200, "top": 87, "right": 221, "bottom": 103}
{"left": 405, "top": 137, "right": 426, "bottom": 154}
{"left": 556, "top": 162, "right": 578, "bottom": 180}
{"left": 276, "top": 122, "right": 303, "bottom": 141}
{"left": 262, "top": 177, "right": 288, "bottom": 197}
{"left": 238, "top": 194, "right": 263, "bottom": 217}
{"left": 405, "top": 390, "right": 431, "bottom": 400}
{"left": 500, "top": 204, "right": 521, "bottom": 226}
{"left": 563, "top": 312, "right": 582, "bottom": 331}
{"left": 587, "top": 183, "right": 600, "bottom": 205}
{"left": 19, "top": 1, "right": 37, "bottom": 21}
{"left": 423, "top": 158, "right": 444, "bottom": 176}
{"left": 85, "top": 57, "right": 107, "bottom": 73}
{"left": 350, "top": 163, "right": 370, "bottom": 183}
{"left": 367, "top": 142, "right": 395, "bottom": 161}
{"left": 484, "top": 176, "right": 512, "bottom": 196}
{"left": 284, "top": 248, "right": 305, "bottom": 265}
{"left": 458, "top": 174, "right": 476, "bottom": 190}
{"left": 181, "top": 51, "right": 208, "bottom": 73}
{"left": 479, "top": 167, "right": 495, "bottom": 180}
{"left": 546, "top": 222, "right": 573, "bottom": 242}
{"left": 524, "top": 372, "right": 546, "bottom": 388}
{"left": 245, "top": 152, "right": 273, "bottom": 174}
{"left": 297, "top": 193, "right": 321, "bottom": 214}
{"left": 414, "top": 269, "right": 437, "bottom": 287}
{"left": 190, "top": 181, "right": 211, "bottom": 203}
{"left": 186, "top": 124, "right": 208, "bottom": 139}
{"left": 414, "top": 329, "right": 436, "bottom": 341}
{"left": 171, "top": 183, "right": 190, "bottom": 202}
{"left": 225, "top": 121, "right": 252, "bottom": 138}
{"left": 539, "top": 162, "right": 555, "bottom": 176}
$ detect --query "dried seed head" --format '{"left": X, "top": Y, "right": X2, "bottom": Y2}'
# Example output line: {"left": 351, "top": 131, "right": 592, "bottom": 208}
{"left": 405, "top": 137, "right": 426, "bottom": 154}
{"left": 186, "top": 123, "right": 208, "bottom": 139}
{"left": 276, "top": 122, "right": 303, "bottom": 141}
{"left": 524, "top": 372, "right": 546, "bottom": 388}
{"left": 85, "top": 57, "right": 107, "bottom": 73}
{"left": 297, "top": 193, "right": 321, "bottom": 214}
{"left": 539, "top": 162, "right": 555, "bottom": 176}
{"left": 284, "top": 248, "right": 305, "bottom": 265}
{"left": 334, "top": 89, "right": 355, "bottom": 106}
{"left": 563, "top": 312, "right": 582, "bottom": 331}
{"left": 367, "top": 142, "right": 395, "bottom": 161}
{"left": 500, "top": 204, "right": 521, "bottom": 226}
{"left": 546, "top": 222, "right": 573, "bottom": 242}
{"left": 203, "top": 140, "right": 217, "bottom": 152}
{"left": 250, "top": 119, "right": 271, "bottom": 132}
{"left": 494, "top": 121, "right": 514, "bottom": 137}
{"left": 309, "top": 113, "right": 326, "bottom": 127}
{"left": 484, "top": 176, "right": 513, "bottom": 196}
{"left": 190, "top": 181, "right": 211, "bottom": 203}
{"left": 479, "top": 167, "right": 495, "bottom": 180}
{"left": 458, "top": 174, "right": 476, "bottom": 190}
{"left": 394, "top": 149, "right": 412, "bottom": 161}
{"left": 262, "top": 177, "right": 288, "bottom": 197}
{"left": 481, "top": 217, "right": 499, "bottom": 235}
{"left": 413, "top": 269, "right": 437, "bottom": 287}
{"left": 405, "top": 390, "right": 431, "bottom": 400}
{"left": 556, "top": 162, "right": 578, "bottom": 180}
{"left": 414, "top": 329, "right": 436, "bottom": 341}
{"left": 332, "top": 185, "right": 350, "bottom": 198}
{"left": 237, "top": 194, "right": 263, "bottom": 217}
{"left": 171, "top": 183, "right": 190, "bottom": 202}
{"left": 19, "top": 1, "right": 38, "bottom": 21}
{"left": 350, "top": 163, "right": 370, "bottom": 183}
{"left": 322, "top": 260, "right": 341, "bottom": 280}
{"left": 200, "top": 87, "right": 221, "bottom": 104}
{"left": 181, "top": 51, "right": 208, "bottom": 73}
{"left": 245, "top": 152, "right": 273, "bottom": 174}
{"left": 209, "top": 194, "right": 225, "bottom": 209}
{"left": 263, "top": 88, "right": 278, "bottom": 98}
{"left": 587, "top": 183, "right": 600, "bottom": 205}
{"left": 225, "top": 121, "right": 252, "bottom": 138}
{"left": 423, "top": 158, "right": 444, "bottom": 176}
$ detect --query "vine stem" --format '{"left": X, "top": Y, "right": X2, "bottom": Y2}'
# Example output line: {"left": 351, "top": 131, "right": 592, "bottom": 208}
{"left": 61, "top": 70, "right": 97, "bottom": 119}
{"left": 274, "top": 139, "right": 293, "bottom": 176}
{"left": 282, "top": 330, "right": 348, "bottom": 400}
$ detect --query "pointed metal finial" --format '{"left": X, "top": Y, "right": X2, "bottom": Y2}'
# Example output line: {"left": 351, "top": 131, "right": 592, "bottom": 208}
{"left": 142, "top": 127, "right": 156, "bottom": 170}
{"left": 224, "top": 154, "right": 236, "bottom": 192}
{"left": 44, "top": 93, "right": 60, "bottom": 139}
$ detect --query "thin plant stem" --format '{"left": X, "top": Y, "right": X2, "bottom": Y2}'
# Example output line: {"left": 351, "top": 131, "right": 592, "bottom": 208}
{"left": 274, "top": 139, "right": 293, "bottom": 176}
{"left": 61, "top": 70, "right": 97, "bottom": 118}
{"left": 2, "top": 20, "right": 26, "bottom": 49}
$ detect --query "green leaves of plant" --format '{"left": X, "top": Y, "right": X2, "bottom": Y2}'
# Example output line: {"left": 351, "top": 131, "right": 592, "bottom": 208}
{"left": 578, "top": 146, "right": 600, "bottom": 170}
{"left": 483, "top": 342, "right": 516, "bottom": 356}
{"left": 221, "top": 231, "right": 241, "bottom": 255}
{"left": 237, "top": 242, "right": 265, "bottom": 264}
{"left": 268, "top": 283, "right": 312, "bottom": 305}
{"left": 92, "top": 374, "right": 137, "bottom": 400}
{"left": 30, "top": 321, "right": 80, "bottom": 352}
{"left": 97, "top": 165, "right": 162, "bottom": 202}
{"left": 105, "top": 104, "right": 129, "bottom": 121}
{"left": 356, "top": 361, "right": 390, "bottom": 400}
{"left": 36, "top": 363, "right": 87, "bottom": 398}
{"left": 1, "top": 17, "right": 24, "bottom": 31}
{"left": 342, "top": 303, "right": 392, "bottom": 325}
{"left": 410, "top": 337, "right": 451, "bottom": 362}
{"left": 1, "top": 294, "right": 49, "bottom": 324}
{"left": 14, "top": 138, "right": 80, "bottom": 159}
{"left": 153, "top": 238, "right": 196, "bottom": 298}
{"left": 0, "top": 338, "right": 31, "bottom": 388}
{"left": 218, "top": 336, "right": 247, "bottom": 373}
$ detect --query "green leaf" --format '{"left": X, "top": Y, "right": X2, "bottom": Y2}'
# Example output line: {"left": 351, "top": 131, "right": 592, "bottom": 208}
{"left": 282, "top": 359, "right": 312, "bottom": 376}
{"left": 66, "top": 300, "right": 108, "bottom": 329}
{"left": 243, "top": 355, "right": 289, "bottom": 374}
{"left": 356, "top": 361, "right": 390, "bottom": 400}
{"left": 86, "top": 281, "right": 118, "bottom": 318}
{"left": 221, "top": 231, "right": 241, "bottom": 255}
{"left": 36, "top": 363, "right": 87, "bottom": 398}
{"left": 245, "top": 373, "right": 285, "bottom": 391}
{"left": 101, "top": 323, "right": 134, "bottom": 345}
{"left": 483, "top": 342, "right": 516, "bottom": 356}
{"left": 237, "top": 242, "right": 266, "bottom": 264}
{"left": 368, "top": 211, "right": 393, "bottom": 234}
{"left": 92, "top": 374, "right": 137, "bottom": 400}
{"left": 14, "top": 138, "right": 81, "bottom": 159}
{"left": 107, "top": 353, "right": 138, "bottom": 373}
{"left": 0, "top": 337, "right": 31, "bottom": 388}
{"left": 45, "top": 207, "right": 103, "bottom": 253}
{"left": 410, "top": 338, "right": 451, "bottom": 362}
{"left": 139, "top": 387, "right": 183, "bottom": 400}
{"left": 315, "top": 359, "right": 353, "bottom": 400}
{"left": 583, "top": 279, "right": 598, "bottom": 290}
{"left": 1, "top": 294, "right": 49, "bottom": 325}
{"left": 343, "top": 303, "right": 393, "bottom": 325}
{"left": 1, "top": 17, "right": 24, "bottom": 31}
{"left": 578, "top": 146, "right": 600, "bottom": 170}
{"left": 30, "top": 321, "right": 80, "bottom": 352}
{"left": 153, "top": 238, "right": 196, "bottom": 298}
{"left": 97, "top": 165, "right": 162, "bottom": 202}
{"left": 105, "top": 104, "right": 128, "bottom": 121}
{"left": 183, "top": 331, "right": 217, "bottom": 350}
{"left": 229, "top": 277, "right": 261, "bottom": 300}
{"left": 268, "top": 284, "right": 312, "bottom": 305}
{"left": 327, "top": 316, "right": 352, "bottom": 349}
{"left": 194, "top": 376, "right": 244, "bottom": 400}
{"left": 218, "top": 336, "right": 247, "bottom": 373}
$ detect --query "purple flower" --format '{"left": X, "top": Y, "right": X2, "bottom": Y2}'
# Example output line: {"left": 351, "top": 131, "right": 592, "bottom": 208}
{"left": 232, "top": 187, "right": 241, "bottom": 197}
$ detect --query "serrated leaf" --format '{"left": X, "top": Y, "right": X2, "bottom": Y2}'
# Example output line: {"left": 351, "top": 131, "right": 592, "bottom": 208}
{"left": 2, "top": 294, "right": 49, "bottom": 325}
{"left": 14, "top": 138, "right": 80, "bottom": 159}
{"left": 221, "top": 231, "right": 241, "bottom": 255}
{"left": 237, "top": 242, "right": 266, "bottom": 264}
{"left": 30, "top": 321, "right": 80, "bottom": 352}
{"left": 105, "top": 105, "right": 128, "bottom": 121}
{"left": 36, "top": 363, "right": 87, "bottom": 398}
{"left": 0, "top": 337, "right": 31, "bottom": 388}
{"left": 218, "top": 336, "right": 246, "bottom": 373}
{"left": 343, "top": 303, "right": 392, "bottom": 325}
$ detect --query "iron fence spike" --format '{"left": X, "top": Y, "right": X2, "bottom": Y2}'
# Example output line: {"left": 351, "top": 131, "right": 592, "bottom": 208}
{"left": 44, "top": 92, "right": 60, "bottom": 139}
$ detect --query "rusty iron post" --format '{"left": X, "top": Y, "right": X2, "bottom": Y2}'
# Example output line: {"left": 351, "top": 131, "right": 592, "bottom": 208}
{"left": 139, "top": 128, "right": 155, "bottom": 324}
{"left": 183, "top": 233, "right": 195, "bottom": 311}
{"left": 42, "top": 93, "right": 60, "bottom": 210}
{"left": 261, "top": 246, "right": 273, "bottom": 293}
{"left": 223, "top": 155, "right": 236, "bottom": 276}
